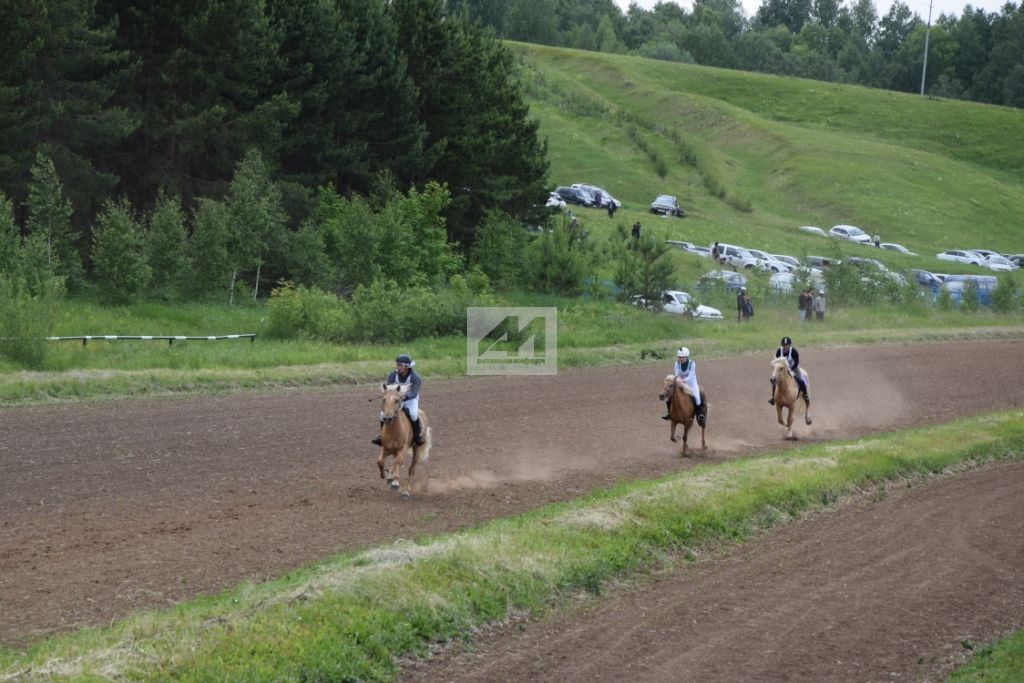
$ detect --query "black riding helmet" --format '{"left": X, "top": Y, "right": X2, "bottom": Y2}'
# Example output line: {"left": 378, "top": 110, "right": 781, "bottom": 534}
{"left": 395, "top": 353, "right": 413, "bottom": 365}
{"left": 780, "top": 336, "right": 792, "bottom": 346}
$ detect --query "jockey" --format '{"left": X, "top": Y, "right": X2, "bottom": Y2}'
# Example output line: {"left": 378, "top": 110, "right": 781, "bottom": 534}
{"left": 769, "top": 336, "right": 809, "bottom": 404}
{"left": 663, "top": 347, "right": 706, "bottom": 426}
{"left": 371, "top": 353, "right": 426, "bottom": 447}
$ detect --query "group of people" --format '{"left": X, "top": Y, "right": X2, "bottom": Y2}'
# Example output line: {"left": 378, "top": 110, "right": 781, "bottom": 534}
{"left": 660, "top": 336, "right": 809, "bottom": 423}
{"left": 798, "top": 288, "right": 826, "bottom": 322}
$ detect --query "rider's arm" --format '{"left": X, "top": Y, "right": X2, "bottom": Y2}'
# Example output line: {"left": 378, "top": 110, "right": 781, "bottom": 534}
{"left": 403, "top": 372, "right": 421, "bottom": 400}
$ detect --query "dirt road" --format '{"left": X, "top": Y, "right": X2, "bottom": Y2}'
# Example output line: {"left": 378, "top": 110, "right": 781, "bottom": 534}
{"left": 2, "top": 341, "right": 1023, "bottom": 663}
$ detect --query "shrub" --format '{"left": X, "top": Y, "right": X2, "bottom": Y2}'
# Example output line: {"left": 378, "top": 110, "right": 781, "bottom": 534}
{"left": 0, "top": 275, "right": 63, "bottom": 369}
{"left": 266, "top": 282, "right": 351, "bottom": 341}
{"left": 991, "top": 275, "right": 1019, "bottom": 313}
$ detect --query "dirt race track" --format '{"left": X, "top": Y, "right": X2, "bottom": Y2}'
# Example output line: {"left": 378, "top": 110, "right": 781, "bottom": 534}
{"left": 2, "top": 341, "right": 1023, "bottom": 678}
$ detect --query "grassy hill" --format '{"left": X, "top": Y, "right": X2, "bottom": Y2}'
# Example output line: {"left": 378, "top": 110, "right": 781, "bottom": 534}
{"left": 514, "top": 44, "right": 1024, "bottom": 269}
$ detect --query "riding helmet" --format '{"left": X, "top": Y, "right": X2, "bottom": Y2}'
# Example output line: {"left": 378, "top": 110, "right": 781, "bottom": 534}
{"left": 395, "top": 353, "right": 413, "bottom": 364}
{"left": 780, "top": 336, "right": 792, "bottom": 346}
{"left": 677, "top": 347, "right": 690, "bottom": 357}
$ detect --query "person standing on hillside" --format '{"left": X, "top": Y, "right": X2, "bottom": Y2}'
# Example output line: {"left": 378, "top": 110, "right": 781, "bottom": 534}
{"left": 813, "top": 289, "right": 826, "bottom": 321}
{"left": 873, "top": 233, "right": 881, "bottom": 248}
{"left": 798, "top": 288, "right": 812, "bottom": 322}
{"left": 631, "top": 221, "right": 641, "bottom": 240}
{"left": 737, "top": 287, "right": 753, "bottom": 322}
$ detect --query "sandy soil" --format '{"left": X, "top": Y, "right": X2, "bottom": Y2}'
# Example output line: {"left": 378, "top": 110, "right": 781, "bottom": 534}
{"left": 1, "top": 341, "right": 1023, "bottom": 674}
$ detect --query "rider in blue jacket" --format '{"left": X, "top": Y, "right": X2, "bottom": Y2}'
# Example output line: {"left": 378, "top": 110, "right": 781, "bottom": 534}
{"left": 371, "top": 353, "right": 426, "bottom": 446}
{"left": 769, "top": 336, "right": 809, "bottom": 404}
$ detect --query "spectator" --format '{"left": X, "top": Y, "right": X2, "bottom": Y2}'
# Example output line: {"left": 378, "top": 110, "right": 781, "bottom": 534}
{"left": 607, "top": 201, "right": 617, "bottom": 219}
{"left": 813, "top": 289, "right": 826, "bottom": 321}
{"left": 737, "top": 286, "right": 753, "bottom": 322}
{"left": 873, "top": 233, "right": 881, "bottom": 248}
{"left": 631, "top": 221, "right": 641, "bottom": 240}
{"left": 711, "top": 241, "right": 721, "bottom": 262}
{"left": 798, "top": 288, "right": 812, "bottom": 322}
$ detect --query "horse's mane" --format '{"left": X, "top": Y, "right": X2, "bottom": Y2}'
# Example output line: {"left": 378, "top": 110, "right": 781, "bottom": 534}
{"left": 664, "top": 373, "right": 693, "bottom": 396}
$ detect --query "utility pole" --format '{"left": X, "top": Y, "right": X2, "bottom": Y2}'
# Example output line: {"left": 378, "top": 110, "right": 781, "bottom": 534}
{"left": 920, "top": 0, "right": 934, "bottom": 96}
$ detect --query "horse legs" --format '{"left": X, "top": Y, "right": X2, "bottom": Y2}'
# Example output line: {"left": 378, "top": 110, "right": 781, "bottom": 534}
{"left": 389, "top": 448, "right": 406, "bottom": 492}
{"left": 403, "top": 451, "right": 419, "bottom": 499}
{"left": 377, "top": 448, "right": 388, "bottom": 482}
{"left": 776, "top": 404, "right": 785, "bottom": 427}
{"left": 804, "top": 397, "right": 813, "bottom": 425}
{"left": 680, "top": 421, "right": 690, "bottom": 455}
{"left": 669, "top": 421, "right": 678, "bottom": 442}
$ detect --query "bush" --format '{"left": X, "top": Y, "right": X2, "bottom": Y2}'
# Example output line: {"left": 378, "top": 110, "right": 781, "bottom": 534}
{"left": 266, "top": 282, "right": 351, "bottom": 341}
{"left": 991, "top": 275, "right": 1019, "bottom": 313}
{"left": 0, "top": 275, "right": 62, "bottom": 369}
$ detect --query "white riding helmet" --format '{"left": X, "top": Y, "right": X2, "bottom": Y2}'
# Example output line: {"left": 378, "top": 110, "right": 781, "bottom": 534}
{"left": 677, "top": 347, "right": 690, "bottom": 357}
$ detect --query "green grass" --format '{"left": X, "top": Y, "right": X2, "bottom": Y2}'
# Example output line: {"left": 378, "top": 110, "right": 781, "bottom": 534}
{"left": 948, "top": 628, "right": 1024, "bottom": 682}
{"left": 2, "top": 410, "right": 1021, "bottom": 681}
{"left": 515, "top": 44, "right": 1024, "bottom": 266}
{"left": 2, "top": 295, "right": 1022, "bottom": 403}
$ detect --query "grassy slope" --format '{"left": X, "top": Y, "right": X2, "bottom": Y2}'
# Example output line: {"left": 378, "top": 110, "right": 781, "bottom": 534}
{"left": 516, "top": 44, "right": 1024, "bottom": 266}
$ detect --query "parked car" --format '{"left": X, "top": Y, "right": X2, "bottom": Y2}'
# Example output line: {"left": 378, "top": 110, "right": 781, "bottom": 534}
{"left": 697, "top": 270, "right": 747, "bottom": 292}
{"left": 713, "top": 243, "right": 764, "bottom": 270}
{"left": 880, "top": 242, "right": 917, "bottom": 256}
{"left": 770, "top": 268, "right": 826, "bottom": 294}
{"left": 554, "top": 185, "right": 594, "bottom": 207}
{"left": 940, "top": 274, "right": 998, "bottom": 306}
{"left": 1006, "top": 254, "right": 1024, "bottom": 268}
{"left": 545, "top": 192, "right": 566, "bottom": 209}
{"left": 746, "top": 248, "right": 794, "bottom": 273}
{"left": 804, "top": 255, "right": 841, "bottom": 268}
{"left": 798, "top": 226, "right": 827, "bottom": 237}
{"left": 828, "top": 225, "right": 872, "bottom": 244}
{"left": 982, "top": 254, "right": 1016, "bottom": 272}
{"left": 912, "top": 269, "right": 943, "bottom": 289}
{"left": 661, "top": 290, "right": 723, "bottom": 320}
{"left": 936, "top": 249, "right": 986, "bottom": 267}
{"left": 572, "top": 183, "right": 620, "bottom": 209}
{"left": 970, "top": 248, "right": 999, "bottom": 259}
{"left": 845, "top": 256, "right": 908, "bottom": 285}
{"left": 649, "top": 194, "right": 684, "bottom": 217}
{"left": 665, "top": 239, "right": 694, "bottom": 251}
{"left": 772, "top": 254, "right": 802, "bottom": 269}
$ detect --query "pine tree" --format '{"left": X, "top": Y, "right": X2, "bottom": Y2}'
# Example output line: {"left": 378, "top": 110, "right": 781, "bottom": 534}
{"left": 91, "top": 197, "right": 151, "bottom": 304}
{"left": 26, "top": 153, "right": 83, "bottom": 289}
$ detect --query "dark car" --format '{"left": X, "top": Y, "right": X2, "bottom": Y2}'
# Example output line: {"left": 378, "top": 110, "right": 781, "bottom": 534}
{"left": 554, "top": 186, "right": 594, "bottom": 207}
{"left": 912, "top": 269, "right": 943, "bottom": 289}
{"left": 649, "top": 194, "right": 684, "bottom": 217}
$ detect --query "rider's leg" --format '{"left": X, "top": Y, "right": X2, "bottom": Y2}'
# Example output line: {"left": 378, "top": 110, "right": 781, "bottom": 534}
{"left": 796, "top": 374, "right": 809, "bottom": 401}
{"left": 402, "top": 404, "right": 426, "bottom": 446}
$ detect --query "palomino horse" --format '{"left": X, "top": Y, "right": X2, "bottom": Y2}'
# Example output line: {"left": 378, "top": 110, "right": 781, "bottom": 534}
{"left": 770, "top": 357, "right": 812, "bottom": 439}
{"left": 658, "top": 374, "right": 707, "bottom": 455}
{"left": 377, "top": 383, "right": 432, "bottom": 498}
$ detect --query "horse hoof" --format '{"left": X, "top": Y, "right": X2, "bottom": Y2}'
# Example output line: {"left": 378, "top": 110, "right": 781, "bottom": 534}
{"left": 806, "top": 418, "right": 813, "bottom": 425}
{"left": 390, "top": 481, "right": 400, "bottom": 491}
{"left": 401, "top": 491, "right": 411, "bottom": 499}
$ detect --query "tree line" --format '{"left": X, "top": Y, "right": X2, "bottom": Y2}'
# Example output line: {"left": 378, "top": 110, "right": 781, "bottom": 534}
{"left": 0, "top": 0, "right": 550, "bottom": 270}
{"left": 460, "top": 0, "right": 1024, "bottom": 108}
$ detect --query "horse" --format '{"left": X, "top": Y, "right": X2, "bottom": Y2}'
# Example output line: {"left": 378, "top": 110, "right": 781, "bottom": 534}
{"left": 658, "top": 374, "right": 707, "bottom": 455}
{"left": 376, "top": 383, "right": 432, "bottom": 498}
{"left": 770, "top": 357, "right": 812, "bottom": 439}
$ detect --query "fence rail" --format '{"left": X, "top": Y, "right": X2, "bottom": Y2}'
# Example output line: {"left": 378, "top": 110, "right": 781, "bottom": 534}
{"left": 43, "top": 334, "right": 257, "bottom": 347}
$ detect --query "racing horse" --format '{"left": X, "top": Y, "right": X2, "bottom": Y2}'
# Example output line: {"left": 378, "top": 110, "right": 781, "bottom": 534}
{"left": 658, "top": 374, "right": 708, "bottom": 455}
{"left": 770, "top": 357, "right": 812, "bottom": 439}
{"left": 377, "top": 383, "right": 432, "bottom": 498}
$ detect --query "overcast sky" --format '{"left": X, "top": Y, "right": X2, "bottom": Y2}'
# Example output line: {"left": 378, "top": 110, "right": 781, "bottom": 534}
{"left": 612, "top": 0, "right": 1011, "bottom": 23}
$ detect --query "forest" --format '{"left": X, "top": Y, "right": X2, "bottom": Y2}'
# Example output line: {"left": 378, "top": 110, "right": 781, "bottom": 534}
{"left": 463, "top": 0, "right": 1024, "bottom": 109}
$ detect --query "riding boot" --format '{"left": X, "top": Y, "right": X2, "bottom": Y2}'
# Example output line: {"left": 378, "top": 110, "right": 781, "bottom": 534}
{"left": 797, "top": 379, "right": 809, "bottom": 402}
{"left": 696, "top": 401, "right": 707, "bottom": 426}
{"left": 662, "top": 399, "right": 671, "bottom": 420}
{"left": 768, "top": 379, "right": 776, "bottom": 405}
{"left": 371, "top": 419, "right": 383, "bottom": 446}
{"left": 411, "top": 417, "right": 426, "bottom": 446}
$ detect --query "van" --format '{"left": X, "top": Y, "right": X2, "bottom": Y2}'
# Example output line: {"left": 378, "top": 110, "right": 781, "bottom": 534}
{"left": 939, "top": 274, "right": 998, "bottom": 306}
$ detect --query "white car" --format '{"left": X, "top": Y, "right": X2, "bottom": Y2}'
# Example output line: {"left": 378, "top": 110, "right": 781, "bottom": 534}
{"left": 545, "top": 192, "right": 566, "bottom": 209}
{"left": 769, "top": 270, "right": 826, "bottom": 294}
{"left": 982, "top": 254, "right": 1015, "bottom": 272}
{"left": 714, "top": 243, "right": 764, "bottom": 270}
{"left": 829, "top": 225, "right": 873, "bottom": 244}
{"left": 661, "top": 290, "right": 723, "bottom": 320}
{"left": 772, "top": 254, "right": 802, "bottom": 269}
{"left": 846, "top": 256, "right": 908, "bottom": 286}
{"left": 936, "top": 250, "right": 986, "bottom": 267}
{"left": 746, "top": 248, "right": 794, "bottom": 273}
{"left": 880, "top": 242, "right": 917, "bottom": 256}
{"left": 798, "top": 226, "right": 827, "bottom": 237}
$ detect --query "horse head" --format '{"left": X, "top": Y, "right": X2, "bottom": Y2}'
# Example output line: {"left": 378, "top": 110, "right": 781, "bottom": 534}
{"left": 658, "top": 374, "right": 677, "bottom": 402}
{"left": 380, "top": 382, "right": 407, "bottom": 424}
{"left": 769, "top": 357, "right": 789, "bottom": 383}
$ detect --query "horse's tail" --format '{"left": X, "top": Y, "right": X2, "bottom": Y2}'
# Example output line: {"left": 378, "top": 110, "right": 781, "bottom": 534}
{"left": 418, "top": 426, "right": 432, "bottom": 464}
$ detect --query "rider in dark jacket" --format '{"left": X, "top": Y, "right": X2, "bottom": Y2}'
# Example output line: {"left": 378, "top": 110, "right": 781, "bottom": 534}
{"left": 371, "top": 353, "right": 426, "bottom": 446}
{"left": 769, "top": 336, "right": 809, "bottom": 404}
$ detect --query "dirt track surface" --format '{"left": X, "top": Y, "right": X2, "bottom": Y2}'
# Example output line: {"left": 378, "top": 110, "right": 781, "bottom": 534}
{"left": 2, "top": 341, "right": 1023, "bottom": 663}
